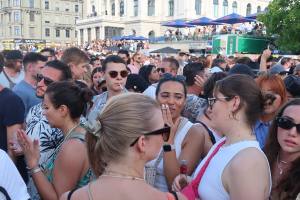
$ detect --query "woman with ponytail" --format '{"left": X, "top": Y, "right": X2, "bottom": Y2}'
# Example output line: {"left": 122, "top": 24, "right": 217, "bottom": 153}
{"left": 18, "top": 81, "right": 93, "bottom": 199}
{"left": 61, "top": 93, "right": 186, "bottom": 200}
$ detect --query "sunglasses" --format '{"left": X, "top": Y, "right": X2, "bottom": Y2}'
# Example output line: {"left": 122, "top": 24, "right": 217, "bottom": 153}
{"left": 162, "top": 73, "right": 186, "bottom": 82}
{"left": 108, "top": 70, "right": 128, "bottom": 78}
{"left": 36, "top": 74, "right": 54, "bottom": 86}
{"left": 130, "top": 125, "right": 171, "bottom": 147}
{"left": 157, "top": 68, "right": 165, "bottom": 73}
{"left": 276, "top": 117, "right": 300, "bottom": 133}
{"left": 207, "top": 97, "right": 231, "bottom": 109}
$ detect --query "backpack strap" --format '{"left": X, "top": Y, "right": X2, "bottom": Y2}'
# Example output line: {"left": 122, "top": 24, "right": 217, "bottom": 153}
{"left": 195, "top": 120, "right": 216, "bottom": 145}
{"left": 0, "top": 186, "right": 11, "bottom": 200}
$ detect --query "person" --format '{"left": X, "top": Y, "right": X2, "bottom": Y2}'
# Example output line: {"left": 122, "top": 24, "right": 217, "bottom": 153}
{"left": 90, "top": 67, "right": 104, "bottom": 95}
{"left": 0, "top": 149, "right": 30, "bottom": 200}
{"left": 145, "top": 75, "right": 205, "bottom": 192}
{"left": 61, "top": 93, "right": 185, "bottom": 200}
{"left": 60, "top": 47, "right": 90, "bottom": 80}
{"left": 13, "top": 52, "right": 47, "bottom": 117}
{"left": 87, "top": 55, "right": 128, "bottom": 121}
{"left": 139, "top": 64, "right": 160, "bottom": 85}
{"left": 128, "top": 52, "right": 143, "bottom": 74}
{"left": 0, "top": 50, "right": 24, "bottom": 88}
{"left": 125, "top": 74, "right": 149, "bottom": 93}
{"left": 40, "top": 48, "right": 57, "bottom": 62}
{"left": 143, "top": 58, "right": 180, "bottom": 99}
{"left": 173, "top": 74, "right": 272, "bottom": 200}
{"left": 117, "top": 49, "right": 131, "bottom": 65}
{"left": 255, "top": 74, "right": 287, "bottom": 148}
{"left": 283, "top": 75, "right": 300, "bottom": 99}
{"left": 264, "top": 99, "right": 300, "bottom": 200}
{"left": 18, "top": 81, "right": 93, "bottom": 199}
{"left": 210, "top": 58, "right": 227, "bottom": 73}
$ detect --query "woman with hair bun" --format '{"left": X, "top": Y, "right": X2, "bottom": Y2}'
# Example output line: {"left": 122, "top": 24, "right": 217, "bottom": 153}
{"left": 61, "top": 93, "right": 186, "bottom": 200}
{"left": 18, "top": 81, "right": 93, "bottom": 199}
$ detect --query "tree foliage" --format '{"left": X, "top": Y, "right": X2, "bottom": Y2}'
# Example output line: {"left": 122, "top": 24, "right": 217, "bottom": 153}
{"left": 259, "top": 0, "right": 300, "bottom": 53}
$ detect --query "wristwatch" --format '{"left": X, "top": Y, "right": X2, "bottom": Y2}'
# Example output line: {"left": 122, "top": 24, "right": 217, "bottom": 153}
{"left": 163, "top": 144, "right": 175, "bottom": 152}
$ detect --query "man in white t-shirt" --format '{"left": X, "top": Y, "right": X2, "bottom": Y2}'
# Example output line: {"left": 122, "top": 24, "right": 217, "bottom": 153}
{"left": 0, "top": 149, "right": 30, "bottom": 200}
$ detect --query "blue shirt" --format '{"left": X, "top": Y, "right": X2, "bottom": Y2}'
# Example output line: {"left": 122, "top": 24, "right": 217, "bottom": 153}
{"left": 253, "top": 120, "right": 272, "bottom": 149}
{"left": 13, "top": 80, "right": 42, "bottom": 117}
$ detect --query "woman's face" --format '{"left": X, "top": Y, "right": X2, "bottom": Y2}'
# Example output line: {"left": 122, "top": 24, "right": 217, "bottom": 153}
{"left": 261, "top": 82, "right": 283, "bottom": 115}
{"left": 157, "top": 81, "right": 186, "bottom": 120}
{"left": 277, "top": 105, "right": 300, "bottom": 155}
{"left": 148, "top": 67, "right": 159, "bottom": 83}
{"left": 92, "top": 72, "right": 103, "bottom": 86}
{"left": 42, "top": 94, "right": 63, "bottom": 128}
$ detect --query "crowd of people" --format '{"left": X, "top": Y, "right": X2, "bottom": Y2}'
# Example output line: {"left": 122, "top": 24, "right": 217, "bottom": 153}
{"left": 0, "top": 45, "right": 300, "bottom": 200}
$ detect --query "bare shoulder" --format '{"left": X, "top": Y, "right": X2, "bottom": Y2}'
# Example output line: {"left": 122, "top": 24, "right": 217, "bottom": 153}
{"left": 186, "top": 124, "right": 206, "bottom": 140}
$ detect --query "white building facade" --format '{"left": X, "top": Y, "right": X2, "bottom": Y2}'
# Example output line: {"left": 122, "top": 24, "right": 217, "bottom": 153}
{"left": 76, "top": 0, "right": 270, "bottom": 44}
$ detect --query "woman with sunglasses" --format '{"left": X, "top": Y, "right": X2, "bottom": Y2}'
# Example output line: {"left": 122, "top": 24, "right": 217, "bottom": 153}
{"left": 173, "top": 74, "right": 271, "bottom": 200}
{"left": 264, "top": 99, "right": 300, "bottom": 200}
{"left": 17, "top": 81, "right": 93, "bottom": 199}
{"left": 255, "top": 74, "right": 288, "bottom": 148}
{"left": 87, "top": 55, "right": 128, "bottom": 121}
{"left": 146, "top": 75, "right": 205, "bottom": 192}
{"left": 61, "top": 93, "right": 185, "bottom": 200}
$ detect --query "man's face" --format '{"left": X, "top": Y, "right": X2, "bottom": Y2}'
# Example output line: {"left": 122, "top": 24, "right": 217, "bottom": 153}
{"left": 13, "top": 59, "right": 23, "bottom": 72}
{"left": 30, "top": 61, "right": 46, "bottom": 80}
{"left": 40, "top": 51, "right": 56, "bottom": 62}
{"left": 92, "top": 59, "right": 101, "bottom": 68}
{"left": 158, "top": 61, "right": 176, "bottom": 77}
{"left": 70, "top": 62, "right": 89, "bottom": 80}
{"left": 134, "top": 54, "right": 142, "bottom": 64}
{"left": 36, "top": 67, "right": 62, "bottom": 98}
{"left": 104, "top": 62, "right": 128, "bottom": 92}
{"left": 118, "top": 53, "right": 129, "bottom": 64}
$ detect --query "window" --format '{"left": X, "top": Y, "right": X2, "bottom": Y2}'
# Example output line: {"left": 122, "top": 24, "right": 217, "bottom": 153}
{"left": 56, "top": 29, "right": 60, "bottom": 37}
{"left": 55, "top": 7, "right": 59, "bottom": 11}
{"left": 45, "top": 28, "right": 50, "bottom": 36}
{"left": 65, "top": 8, "right": 69, "bottom": 11}
{"left": 29, "top": 27, "right": 34, "bottom": 37}
{"left": 111, "top": 3, "right": 115, "bottom": 16}
{"left": 95, "top": 27, "right": 100, "bottom": 40}
{"left": 246, "top": 3, "right": 251, "bottom": 16}
{"left": 45, "top": 0, "right": 49, "bottom": 9}
{"left": 13, "top": 0, "right": 20, "bottom": 6}
{"left": 66, "top": 29, "right": 70, "bottom": 38}
{"left": 148, "top": 0, "right": 155, "bottom": 16}
{"left": 213, "top": 0, "right": 219, "bottom": 18}
{"left": 222, "top": 0, "right": 228, "bottom": 16}
{"left": 29, "top": 11, "right": 34, "bottom": 22}
{"left": 29, "top": 0, "right": 34, "bottom": 8}
{"left": 75, "top": 4, "right": 79, "bottom": 12}
{"left": 45, "top": 20, "right": 50, "bottom": 23}
{"left": 8, "top": 13, "right": 11, "bottom": 22}
{"left": 14, "top": 26, "right": 20, "bottom": 36}
{"left": 195, "top": 0, "right": 201, "bottom": 15}
{"left": 80, "top": 29, "right": 83, "bottom": 44}
{"left": 120, "top": 1, "right": 124, "bottom": 16}
{"left": 232, "top": 1, "right": 237, "bottom": 13}
{"left": 87, "top": 28, "right": 91, "bottom": 42}
{"left": 8, "top": 0, "right": 11, "bottom": 7}
{"left": 14, "top": 11, "right": 20, "bottom": 22}
{"left": 75, "top": 30, "right": 77, "bottom": 38}
{"left": 133, "top": 0, "right": 138, "bottom": 16}
{"left": 257, "top": 6, "right": 261, "bottom": 13}
{"left": 168, "top": 0, "right": 174, "bottom": 16}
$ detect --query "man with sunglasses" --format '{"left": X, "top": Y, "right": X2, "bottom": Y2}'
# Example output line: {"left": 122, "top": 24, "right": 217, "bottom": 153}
{"left": 87, "top": 55, "right": 128, "bottom": 121}
{"left": 0, "top": 50, "right": 24, "bottom": 89}
{"left": 13, "top": 52, "right": 47, "bottom": 117}
{"left": 143, "top": 57, "right": 180, "bottom": 99}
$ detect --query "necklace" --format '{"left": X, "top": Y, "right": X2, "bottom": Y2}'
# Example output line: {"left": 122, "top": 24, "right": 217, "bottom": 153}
{"left": 101, "top": 171, "right": 145, "bottom": 181}
{"left": 56, "top": 123, "right": 79, "bottom": 151}
{"left": 276, "top": 155, "right": 289, "bottom": 175}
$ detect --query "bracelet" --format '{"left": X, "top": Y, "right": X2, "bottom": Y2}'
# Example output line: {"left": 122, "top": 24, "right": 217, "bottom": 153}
{"left": 27, "top": 166, "right": 41, "bottom": 176}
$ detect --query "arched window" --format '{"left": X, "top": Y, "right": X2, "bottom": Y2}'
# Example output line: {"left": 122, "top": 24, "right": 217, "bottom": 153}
{"left": 148, "top": 0, "right": 155, "bottom": 16}
{"left": 195, "top": 0, "right": 201, "bottom": 15}
{"left": 257, "top": 6, "right": 261, "bottom": 13}
{"left": 134, "top": 0, "right": 138, "bottom": 16}
{"left": 222, "top": 0, "right": 228, "bottom": 16}
{"left": 213, "top": 0, "right": 219, "bottom": 18}
{"left": 111, "top": 3, "right": 115, "bottom": 16}
{"left": 232, "top": 1, "right": 237, "bottom": 13}
{"left": 246, "top": 3, "right": 251, "bottom": 16}
{"left": 120, "top": 0, "right": 124, "bottom": 16}
{"left": 169, "top": 0, "right": 174, "bottom": 16}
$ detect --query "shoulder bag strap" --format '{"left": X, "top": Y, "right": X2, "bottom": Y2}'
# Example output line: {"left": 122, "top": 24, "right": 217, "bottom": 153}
{"left": 191, "top": 140, "right": 226, "bottom": 194}
{"left": 2, "top": 70, "right": 16, "bottom": 89}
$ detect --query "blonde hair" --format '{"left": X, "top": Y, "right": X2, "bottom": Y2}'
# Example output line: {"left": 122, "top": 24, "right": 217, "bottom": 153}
{"left": 86, "top": 93, "right": 160, "bottom": 176}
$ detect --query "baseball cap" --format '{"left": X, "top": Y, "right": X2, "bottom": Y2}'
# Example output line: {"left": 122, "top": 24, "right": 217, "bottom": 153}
{"left": 269, "top": 64, "right": 288, "bottom": 75}
{"left": 284, "top": 75, "right": 300, "bottom": 98}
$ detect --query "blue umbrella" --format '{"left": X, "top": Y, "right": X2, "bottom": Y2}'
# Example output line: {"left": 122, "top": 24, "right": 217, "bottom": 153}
{"left": 162, "top": 19, "right": 195, "bottom": 28}
{"left": 111, "top": 36, "right": 122, "bottom": 40}
{"left": 188, "top": 17, "right": 223, "bottom": 26}
{"left": 132, "top": 36, "right": 149, "bottom": 40}
{"left": 213, "top": 13, "right": 255, "bottom": 24}
{"left": 245, "top": 11, "right": 266, "bottom": 20}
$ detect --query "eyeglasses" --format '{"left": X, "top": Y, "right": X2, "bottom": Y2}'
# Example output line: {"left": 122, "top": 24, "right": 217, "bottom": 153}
{"left": 130, "top": 125, "right": 171, "bottom": 147}
{"left": 36, "top": 74, "right": 54, "bottom": 86}
{"left": 157, "top": 68, "right": 165, "bottom": 73}
{"left": 276, "top": 117, "right": 300, "bottom": 133}
{"left": 207, "top": 96, "right": 231, "bottom": 109}
{"left": 108, "top": 70, "right": 128, "bottom": 78}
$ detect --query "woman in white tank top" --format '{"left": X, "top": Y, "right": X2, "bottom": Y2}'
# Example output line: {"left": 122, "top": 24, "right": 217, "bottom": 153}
{"left": 173, "top": 75, "right": 272, "bottom": 200}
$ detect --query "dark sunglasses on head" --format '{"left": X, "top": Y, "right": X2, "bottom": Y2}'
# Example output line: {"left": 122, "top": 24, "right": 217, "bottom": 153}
{"left": 162, "top": 73, "right": 186, "bottom": 82}
{"left": 36, "top": 74, "right": 54, "bottom": 86}
{"left": 157, "top": 68, "right": 165, "bottom": 73}
{"left": 276, "top": 117, "right": 300, "bottom": 133}
{"left": 108, "top": 70, "right": 128, "bottom": 78}
{"left": 130, "top": 125, "right": 171, "bottom": 147}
